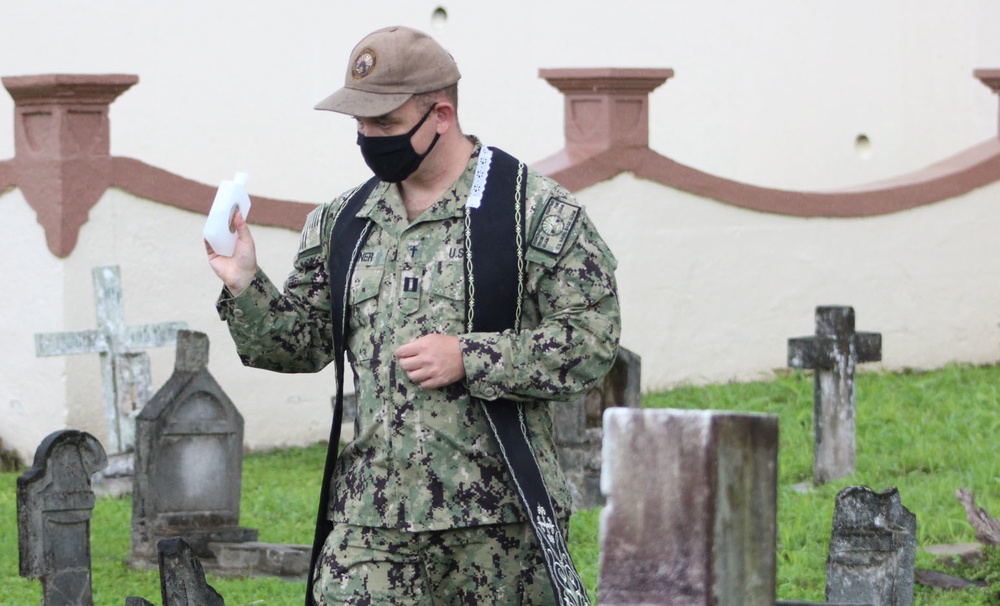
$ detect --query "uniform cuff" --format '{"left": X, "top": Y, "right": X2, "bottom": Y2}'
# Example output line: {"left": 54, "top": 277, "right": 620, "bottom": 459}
{"left": 459, "top": 333, "right": 507, "bottom": 401}
{"left": 214, "top": 269, "right": 274, "bottom": 325}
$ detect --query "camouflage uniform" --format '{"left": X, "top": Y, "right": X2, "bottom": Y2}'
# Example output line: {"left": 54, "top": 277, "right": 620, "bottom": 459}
{"left": 217, "top": 138, "right": 620, "bottom": 601}
{"left": 314, "top": 521, "right": 558, "bottom": 604}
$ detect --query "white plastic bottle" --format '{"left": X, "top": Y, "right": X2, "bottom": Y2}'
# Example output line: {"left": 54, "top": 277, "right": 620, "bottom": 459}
{"left": 203, "top": 172, "right": 251, "bottom": 257}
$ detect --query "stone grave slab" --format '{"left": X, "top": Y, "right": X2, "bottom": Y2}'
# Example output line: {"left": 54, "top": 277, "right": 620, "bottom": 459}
{"left": 553, "top": 346, "right": 641, "bottom": 509}
{"left": 130, "top": 330, "right": 256, "bottom": 566}
{"left": 826, "top": 486, "right": 916, "bottom": 606}
{"left": 126, "top": 538, "right": 225, "bottom": 606}
{"left": 17, "top": 430, "right": 107, "bottom": 606}
{"left": 207, "top": 541, "right": 310, "bottom": 578}
{"left": 599, "top": 407, "right": 778, "bottom": 605}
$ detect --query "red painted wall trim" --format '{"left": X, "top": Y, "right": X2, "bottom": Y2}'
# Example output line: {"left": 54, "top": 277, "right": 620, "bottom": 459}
{"left": 6, "top": 69, "right": 1000, "bottom": 258}
{"left": 110, "top": 157, "right": 315, "bottom": 231}
{"left": 1, "top": 74, "right": 316, "bottom": 257}
{"left": 536, "top": 139, "right": 1000, "bottom": 217}
{"left": 535, "top": 68, "right": 1000, "bottom": 217}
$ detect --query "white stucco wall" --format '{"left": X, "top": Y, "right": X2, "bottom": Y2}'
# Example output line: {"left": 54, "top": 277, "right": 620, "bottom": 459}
{"left": 2, "top": 187, "right": 338, "bottom": 462}
{"left": 1, "top": 191, "right": 67, "bottom": 460}
{"left": 2, "top": 1, "right": 1000, "bottom": 198}
{"left": 581, "top": 173, "right": 1000, "bottom": 389}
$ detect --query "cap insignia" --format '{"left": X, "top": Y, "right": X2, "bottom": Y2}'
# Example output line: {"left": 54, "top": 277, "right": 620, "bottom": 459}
{"left": 352, "top": 49, "right": 376, "bottom": 80}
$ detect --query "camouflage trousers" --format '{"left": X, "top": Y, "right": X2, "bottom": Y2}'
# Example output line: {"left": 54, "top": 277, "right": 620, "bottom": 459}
{"left": 312, "top": 519, "right": 566, "bottom": 605}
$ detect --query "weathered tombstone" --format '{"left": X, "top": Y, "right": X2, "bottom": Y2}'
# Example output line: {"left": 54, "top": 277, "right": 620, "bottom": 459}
{"left": 35, "top": 265, "right": 187, "bottom": 455}
{"left": 126, "top": 538, "right": 225, "bottom": 606}
{"left": 788, "top": 306, "right": 881, "bottom": 484}
{"left": 17, "top": 430, "right": 108, "bottom": 606}
{"left": 599, "top": 408, "right": 778, "bottom": 605}
{"left": 130, "top": 330, "right": 257, "bottom": 567}
{"left": 826, "top": 486, "right": 916, "bottom": 606}
{"left": 553, "top": 346, "right": 641, "bottom": 509}
{"left": 159, "top": 538, "right": 225, "bottom": 606}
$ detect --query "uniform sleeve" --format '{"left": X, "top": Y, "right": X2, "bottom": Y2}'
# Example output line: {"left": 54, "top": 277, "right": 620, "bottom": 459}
{"left": 214, "top": 204, "right": 338, "bottom": 373}
{"left": 458, "top": 197, "right": 621, "bottom": 402}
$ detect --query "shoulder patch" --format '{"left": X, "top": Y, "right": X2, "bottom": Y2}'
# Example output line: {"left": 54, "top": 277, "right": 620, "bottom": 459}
{"left": 298, "top": 206, "right": 325, "bottom": 256}
{"left": 530, "top": 197, "right": 580, "bottom": 256}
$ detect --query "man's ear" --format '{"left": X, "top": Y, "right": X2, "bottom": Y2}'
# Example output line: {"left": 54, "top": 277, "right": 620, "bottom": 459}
{"left": 433, "top": 102, "right": 457, "bottom": 135}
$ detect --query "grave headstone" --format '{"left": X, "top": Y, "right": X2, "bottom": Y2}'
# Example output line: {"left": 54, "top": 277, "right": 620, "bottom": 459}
{"left": 553, "top": 346, "right": 641, "bottom": 509}
{"left": 826, "top": 486, "right": 916, "bottom": 606}
{"left": 35, "top": 265, "right": 187, "bottom": 454}
{"left": 159, "top": 538, "right": 226, "bottom": 606}
{"left": 17, "top": 430, "right": 108, "bottom": 606}
{"left": 598, "top": 407, "right": 778, "bottom": 605}
{"left": 126, "top": 538, "right": 225, "bottom": 606}
{"left": 129, "top": 330, "right": 257, "bottom": 566}
{"left": 788, "top": 306, "right": 881, "bottom": 484}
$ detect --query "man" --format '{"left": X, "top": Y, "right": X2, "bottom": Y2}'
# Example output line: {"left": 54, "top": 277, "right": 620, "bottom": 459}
{"left": 207, "top": 25, "right": 620, "bottom": 605}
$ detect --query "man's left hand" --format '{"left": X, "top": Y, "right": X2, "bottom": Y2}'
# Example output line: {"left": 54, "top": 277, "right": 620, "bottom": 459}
{"left": 394, "top": 334, "right": 466, "bottom": 389}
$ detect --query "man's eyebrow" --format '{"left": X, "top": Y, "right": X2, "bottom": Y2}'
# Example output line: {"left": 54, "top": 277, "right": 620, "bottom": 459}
{"left": 355, "top": 114, "right": 394, "bottom": 122}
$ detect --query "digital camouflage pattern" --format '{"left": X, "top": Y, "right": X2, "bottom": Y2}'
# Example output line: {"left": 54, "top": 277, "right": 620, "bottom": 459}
{"left": 217, "top": 138, "right": 620, "bottom": 533}
{"left": 312, "top": 520, "right": 559, "bottom": 605}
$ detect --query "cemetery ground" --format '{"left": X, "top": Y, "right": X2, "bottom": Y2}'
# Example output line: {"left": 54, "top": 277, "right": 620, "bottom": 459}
{"left": 3, "top": 363, "right": 1000, "bottom": 604}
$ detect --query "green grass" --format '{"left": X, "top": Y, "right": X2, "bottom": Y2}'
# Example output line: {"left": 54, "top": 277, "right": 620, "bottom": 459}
{"left": 4, "top": 364, "right": 1000, "bottom": 604}
{"left": 1, "top": 444, "right": 327, "bottom": 605}
{"left": 639, "top": 363, "right": 1000, "bottom": 604}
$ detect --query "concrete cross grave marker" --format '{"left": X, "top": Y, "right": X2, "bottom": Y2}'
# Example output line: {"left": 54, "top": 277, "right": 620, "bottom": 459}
{"left": 788, "top": 306, "right": 881, "bottom": 484}
{"left": 17, "top": 430, "right": 108, "bottom": 606}
{"left": 35, "top": 265, "right": 187, "bottom": 455}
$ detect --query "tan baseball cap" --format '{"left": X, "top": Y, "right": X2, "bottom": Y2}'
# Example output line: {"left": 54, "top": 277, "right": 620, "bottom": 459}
{"left": 314, "top": 26, "right": 461, "bottom": 118}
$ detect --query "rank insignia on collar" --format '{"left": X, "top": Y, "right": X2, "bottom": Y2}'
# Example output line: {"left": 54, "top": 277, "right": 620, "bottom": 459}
{"left": 530, "top": 197, "right": 580, "bottom": 256}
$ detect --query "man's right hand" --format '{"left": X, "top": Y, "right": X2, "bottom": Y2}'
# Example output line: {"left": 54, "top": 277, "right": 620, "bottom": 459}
{"left": 205, "top": 210, "right": 258, "bottom": 296}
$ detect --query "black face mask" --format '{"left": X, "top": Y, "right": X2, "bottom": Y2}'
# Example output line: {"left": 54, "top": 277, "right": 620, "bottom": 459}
{"left": 357, "top": 103, "right": 440, "bottom": 183}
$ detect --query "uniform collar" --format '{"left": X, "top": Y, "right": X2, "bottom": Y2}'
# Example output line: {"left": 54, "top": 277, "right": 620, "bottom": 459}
{"left": 354, "top": 137, "right": 484, "bottom": 231}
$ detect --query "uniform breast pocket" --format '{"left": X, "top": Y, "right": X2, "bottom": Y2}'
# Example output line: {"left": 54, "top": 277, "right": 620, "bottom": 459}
{"left": 428, "top": 261, "right": 464, "bottom": 300}
{"left": 423, "top": 261, "right": 465, "bottom": 331}
{"left": 348, "top": 266, "right": 385, "bottom": 331}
